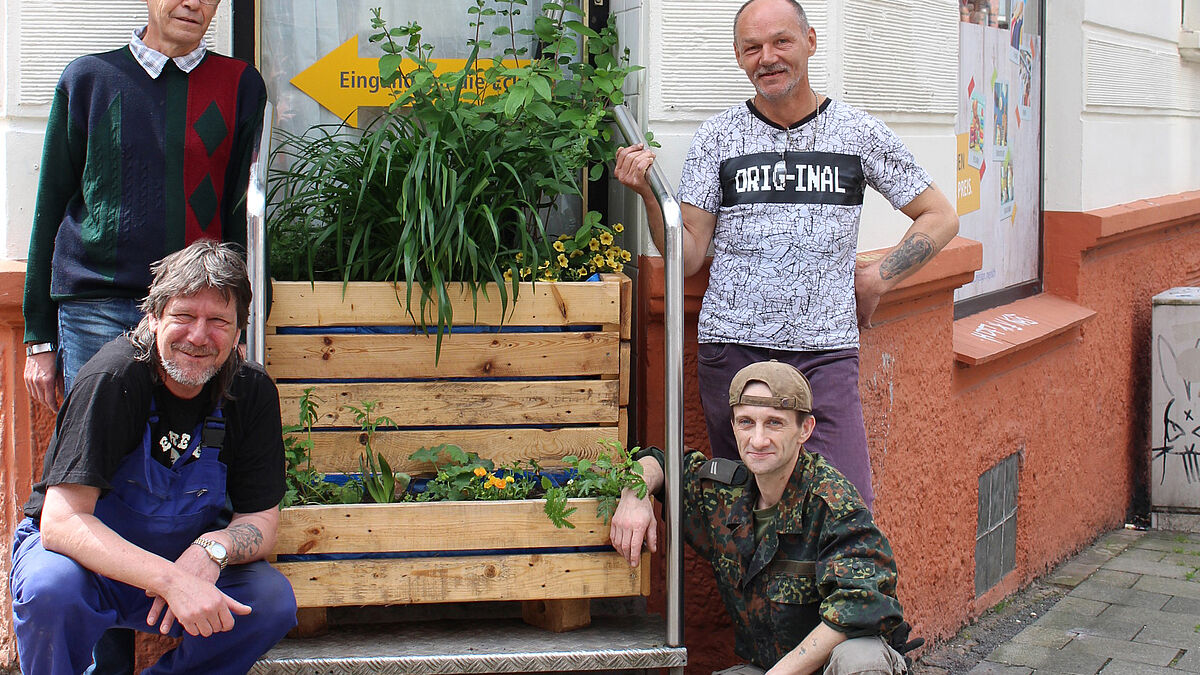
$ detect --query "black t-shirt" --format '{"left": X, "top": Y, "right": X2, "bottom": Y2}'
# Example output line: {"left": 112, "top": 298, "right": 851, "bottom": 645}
{"left": 24, "top": 338, "right": 285, "bottom": 520}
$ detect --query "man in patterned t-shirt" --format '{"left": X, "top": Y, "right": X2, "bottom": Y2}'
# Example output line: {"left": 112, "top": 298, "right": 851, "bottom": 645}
{"left": 615, "top": 0, "right": 957, "bottom": 507}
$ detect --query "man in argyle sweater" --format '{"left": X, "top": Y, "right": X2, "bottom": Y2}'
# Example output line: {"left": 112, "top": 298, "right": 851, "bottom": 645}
{"left": 22, "top": 0, "right": 266, "bottom": 409}
{"left": 19, "top": 1, "right": 267, "bottom": 672}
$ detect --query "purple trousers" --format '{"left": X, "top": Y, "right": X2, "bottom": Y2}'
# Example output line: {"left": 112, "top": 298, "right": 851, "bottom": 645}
{"left": 697, "top": 343, "right": 874, "bottom": 508}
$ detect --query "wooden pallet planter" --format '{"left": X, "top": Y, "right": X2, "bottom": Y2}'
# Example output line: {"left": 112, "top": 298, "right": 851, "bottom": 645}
{"left": 266, "top": 275, "right": 642, "bottom": 634}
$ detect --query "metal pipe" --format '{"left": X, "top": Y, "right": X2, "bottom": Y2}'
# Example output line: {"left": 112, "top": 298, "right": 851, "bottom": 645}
{"left": 610, "top": 104, "right": 685, "bottom": 649}
{"left": 246, "top": 102, "right": 273, "bottom": 366}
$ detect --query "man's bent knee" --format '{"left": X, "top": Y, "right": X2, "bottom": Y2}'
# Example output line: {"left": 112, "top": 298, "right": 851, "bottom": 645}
{"left": 824, "top": 636, "right": 907, "bottom": 675}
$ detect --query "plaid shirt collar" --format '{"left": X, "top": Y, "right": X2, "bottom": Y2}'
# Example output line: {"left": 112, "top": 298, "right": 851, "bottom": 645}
{"left": 129, "top": 26, "right": 207, "bottom": 79}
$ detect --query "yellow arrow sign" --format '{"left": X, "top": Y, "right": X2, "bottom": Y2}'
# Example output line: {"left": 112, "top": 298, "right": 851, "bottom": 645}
{"left": 290, "top": 35, "right": 527, "bottom": 127}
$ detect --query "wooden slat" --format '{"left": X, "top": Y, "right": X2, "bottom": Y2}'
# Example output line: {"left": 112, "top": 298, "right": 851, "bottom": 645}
{"left": 266, "top": 332, "right": 619, "bottom": 379}
{"left": 953, "top": 294, "right": 1096, "bottom": 366}
{"left": 276, "top": 499, "right": 613, "bottom": 554}
{"left": 279, "top": 380, "right": 618, "bottom": 429}
{"left": 522, "top": 599, "right": 591, "bottom": 632}
{"left": 269, "top": 279, "right": 622, "bottom": 328}
{"left": 617, "top": 342, "right": 631, "bottom": 406}
{"left": 279, "top": 552, "right": 645, "bottom": 608}
{"left": 299, "top": 426, "right": 626, "bottom": 475}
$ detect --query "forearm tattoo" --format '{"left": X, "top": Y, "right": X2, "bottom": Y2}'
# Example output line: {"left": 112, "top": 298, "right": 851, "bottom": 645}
{"left": 879, "top": 232, "right": 935, "bottom": 280}
{"left": 226, "top": 523, "right": 264, "bottom": 563}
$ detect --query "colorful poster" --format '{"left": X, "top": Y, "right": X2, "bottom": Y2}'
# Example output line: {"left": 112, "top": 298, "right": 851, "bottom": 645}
{"left": 1017, "top": 43, "right": 1034, "bottom": 119}
{"left": 992, "top": 80, "right": 1009, "bottom": 161}
{"left": 956, "top": 133, "right": 982, "bottom": 216}
{"left": 999, "top": 150, "right": 1014, "bottom": 216}
{"left": 969, "top": 90, "right": 986, "bottom": 168}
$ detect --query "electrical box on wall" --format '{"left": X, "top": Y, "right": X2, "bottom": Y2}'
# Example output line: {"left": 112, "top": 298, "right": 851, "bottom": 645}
{"left": 1151, "top": 287, "right": 1200, "bottom": 528}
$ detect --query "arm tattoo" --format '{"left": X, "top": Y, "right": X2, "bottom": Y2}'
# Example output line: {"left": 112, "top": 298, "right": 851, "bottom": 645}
{"left": 879, "top": 232, "right": 935, "bottom": 280}
{"left": 225, "top": 523, "right": 264, "bottom": 563}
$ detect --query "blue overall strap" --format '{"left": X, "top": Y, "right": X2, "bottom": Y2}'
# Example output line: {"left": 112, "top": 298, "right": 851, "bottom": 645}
{"left": 200, "top": 399, "right": 226, "bottom": 454}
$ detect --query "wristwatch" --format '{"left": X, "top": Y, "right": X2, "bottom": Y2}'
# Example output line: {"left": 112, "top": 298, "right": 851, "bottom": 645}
{"left": 192, "top": 537, "right": 229, "bottom": 570}
{"left": 25, "top": 342, "right": 55, "bottom": 357}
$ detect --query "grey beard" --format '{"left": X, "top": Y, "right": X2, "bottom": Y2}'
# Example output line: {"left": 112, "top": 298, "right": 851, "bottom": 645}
{"left": 160, "top": 355, "right": 221, "bottom": 388}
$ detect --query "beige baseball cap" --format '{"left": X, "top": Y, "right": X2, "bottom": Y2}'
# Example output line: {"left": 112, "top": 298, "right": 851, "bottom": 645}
{"left": 728, "top": 360, "right": 813, "bottom": 413}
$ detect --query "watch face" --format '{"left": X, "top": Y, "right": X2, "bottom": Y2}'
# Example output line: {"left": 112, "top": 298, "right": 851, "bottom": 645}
{"left": 210, "top": 542, "right": 227, "bottom": 560}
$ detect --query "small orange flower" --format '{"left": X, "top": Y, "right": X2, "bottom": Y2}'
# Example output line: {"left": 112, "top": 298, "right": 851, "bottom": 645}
{"left": 473, "top": 466, "right": 488, "bottom": 477}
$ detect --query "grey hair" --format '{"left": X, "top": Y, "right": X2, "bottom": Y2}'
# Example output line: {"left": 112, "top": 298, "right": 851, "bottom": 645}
{"left": 128, "top": 239, "right": 252, "bottom": 399}
{"left": 734, "top": 0, "right": 810, "bottom": 37}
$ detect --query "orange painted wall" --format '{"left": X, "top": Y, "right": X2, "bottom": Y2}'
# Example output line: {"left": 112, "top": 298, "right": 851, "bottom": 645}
{"left": 637, "top": 191, "right": 1200, "bottom": 673}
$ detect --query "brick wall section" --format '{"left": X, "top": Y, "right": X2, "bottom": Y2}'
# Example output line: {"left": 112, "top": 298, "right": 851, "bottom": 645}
{"left": 638, "top": 190, "right": 1200, "bottom": 672}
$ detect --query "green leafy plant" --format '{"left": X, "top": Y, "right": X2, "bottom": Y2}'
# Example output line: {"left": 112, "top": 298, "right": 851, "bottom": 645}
{"left": 410, "top": 444, "right": 496, "bottom": 501}
{"left": 282, "top": 388, "right": 362, "bottom": 506}
{"left": 543, "top": 440, "right": 646, "bottom": 528}
{"left": 349, "top": 401, "right": 411, "bottom": 503}
{"left": 268, "top": 0, "right": 639, "bottom": 358}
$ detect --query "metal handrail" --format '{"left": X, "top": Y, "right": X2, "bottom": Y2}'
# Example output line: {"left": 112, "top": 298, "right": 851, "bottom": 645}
{"left": 611, "top": 104, "right": 685, "bottom": 650}
{"left": 246, "top": 101, "right": 273, "bottom": 366}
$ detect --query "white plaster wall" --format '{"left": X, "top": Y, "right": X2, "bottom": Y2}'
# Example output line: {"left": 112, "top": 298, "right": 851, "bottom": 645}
{"left": 624, "top": 0, "right": 959, "bottom": 256}
{"left": 0, "top": 1, "right": 233, "bottom": 260}
{"left": 1045, "top": 0, "right": 1200, "bottom": 212}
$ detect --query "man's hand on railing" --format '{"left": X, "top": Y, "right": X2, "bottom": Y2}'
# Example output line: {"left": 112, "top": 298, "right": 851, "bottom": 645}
{"left": 610, "top": 487, "right": 658, "bottom": 567}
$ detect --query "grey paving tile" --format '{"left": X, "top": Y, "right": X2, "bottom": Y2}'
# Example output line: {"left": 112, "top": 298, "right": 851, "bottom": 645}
{"left": 1163, "top": 596, "right": 1200, "bottom": 615}
{"left": 1040, "top": 643, "right": 1115, "bottom": 674}
{"left": 1052, "top": 563, "right": 1105, "bottom": 589}
{"left": 1071, "top": 580, "right": 1172, "bottom": 610}
{"left": 1091, "top": 570, "right": 1143, "bottom": 589}
{"left": 1098, "top": 658, "right": 1185, "bottom": 675}
{"left": 967, "top": 663, "right": 1033, "bottom": 675}
{"left": 1158, "top": 553, "right": 1200, "bottom": 568}
{"left": 1172, "top": 648, "right": 1200, "bottom": 673}
{"left": 1137, "top": 538, "right": 1200, "bottom": 555}
{"left": 1009, "top": 625, "right": 1076, "bottom": 649}
{"left": 1102, "top": 557, "right": 1191, "bottom": 580}
{"left": 1121, "top": 548, "right": 1170, "bottom": 563}
{"left": 1064, "top": 634, "right": 1179, "bottom": 666}
{"left": 1058, "top": 596, "right": 1112, "bottom": 617}
{"left": 1102, "top": 604, "right": 1200, "bottom": 628}
{"left": 1034, "top": 610, "right": 1142, "bottom": 640}
{"left": 1130, "top": 621, "right": 1200, "bottom": 651}
{"left": 1133, "top": 576, "right": 1200, "bottom": 601}
{"left": 988, "top": 643, "right": 1056, "bottom": 668}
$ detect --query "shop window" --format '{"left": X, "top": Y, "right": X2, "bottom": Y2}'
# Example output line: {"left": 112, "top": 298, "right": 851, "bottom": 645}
{"left": 954, "top": 0, "right": 1044, "bottom": 316}
{"left": 976, "top": 453, "right": 1019, "bottom": 596}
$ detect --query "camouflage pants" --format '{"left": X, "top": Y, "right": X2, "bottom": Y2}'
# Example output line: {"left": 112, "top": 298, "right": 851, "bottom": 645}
{"left": 712, "top": 636, "right": 908, "bottom": 675}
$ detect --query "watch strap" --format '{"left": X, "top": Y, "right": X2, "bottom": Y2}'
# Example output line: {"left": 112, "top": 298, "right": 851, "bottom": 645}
{"left": 192, "top": 536, "right": 228, "bottom": 570}
{"left": 25, "top": 342, "right": 55, "bottom": 357}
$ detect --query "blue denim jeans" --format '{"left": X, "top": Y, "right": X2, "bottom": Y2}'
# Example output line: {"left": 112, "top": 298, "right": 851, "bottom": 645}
{"left": 57, "top": 298, "right": 144, "bottom": 392}
{"left": 57, "top": 297, "right": 143, "bottom": 674}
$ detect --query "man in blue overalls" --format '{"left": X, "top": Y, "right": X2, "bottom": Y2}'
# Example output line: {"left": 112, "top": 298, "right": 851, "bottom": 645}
{"left": 9, "top": 240, "right": 297, "bottom": 674}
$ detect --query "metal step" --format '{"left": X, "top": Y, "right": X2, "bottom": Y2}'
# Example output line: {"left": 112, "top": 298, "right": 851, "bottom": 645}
{"left": 250, "top": 614, "right": 687, "bottom": 675}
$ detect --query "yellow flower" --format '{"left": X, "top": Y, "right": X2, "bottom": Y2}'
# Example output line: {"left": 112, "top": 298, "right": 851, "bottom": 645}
{"left": 520, "top": 267, "right": 532, "bottom": 279}
{"left": 571, "top": 249, "right": 584, "bottom": 258}
{"left": 553, "top": 240, "right": 565, "bottom": 252}
{"left": 614, "top": 262, "right": 624, "bottom": 273}
{"left": 589, "top": 238, "right": 600, "bottom": 251}
{"left": 600, "top": 232, "right": 614, "bottom": 246}
{"left": 505, "top": 476, "right": 515, "bottom": 484}
{"left": 539, "top": 260, "right": 550, "bottom": 270}
{"left": 613, "top": 223, "right": 624, "bottom": 233}
{"left": 473, "top": 466, "right": 488, "bottom": 477}
{"left": 515, "top": 251, "right": 524, "bottom": 262}
{"left": 503, "top": 269, "right": 514, "bottom": 281}
{"left": 558, "top": 234, "right": 569, "bottom": 240}
{"left": 592, "top": 254, "right": 605, "bottom": 267}
{"left": 621, "top": 250, "right": 632, "bottom": 261}
{"left": 558, "top": 253, "right": 569, "bottom": 267}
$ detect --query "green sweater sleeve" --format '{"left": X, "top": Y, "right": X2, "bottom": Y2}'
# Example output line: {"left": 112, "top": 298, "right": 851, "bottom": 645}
{"left": 23, "top": 86, "right": 85, "bottom": 344}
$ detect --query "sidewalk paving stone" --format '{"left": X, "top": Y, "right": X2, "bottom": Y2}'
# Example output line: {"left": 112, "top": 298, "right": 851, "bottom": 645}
{"left": 1097, "top": 659, "right": 1186, "bottom": 675}
{"left": 1130, "top": 622, "right": 1200, "bottom": 651}
{"left": 1057, "top": 596, "right": 1112, "bottom": 617}
{"left": 1172, "top": 649, "right": 1200, "bottom": 673}
{"left": 1033, "top": 610, "right": 1142, "bottom": 640}
{"left": 1133, "top": 575, "right": 1200, "bottom": 601}
{"left": 1159, "top": 553, "right": 1200, "bottom": 568}
{"left": 1070, "top": 580, "right": 1172, "bottom": 610}
{"left": 986, "top": 643, "right": 1110, "bottom": 674}
{"left": 1122, "top": 548, "right": 1171, "bottom": 563}
{"left": 1099, "top": 604, "right": 1200, "bottom": 628}
{"left": 1064, "top": 634, "right": 1179, "bottom": 667}
{"left": 1007, "top": 624, "right": 1076, "bottom": 649}
{"left": 1102, "top": 557, "right": 1191, "bottom": 580}
{"left": 965, "top": 663, "right": 1032, "bottom": 675}
{"left": 1162, "top": 596, "right": 1200, "bottom": 615}
{"left": 1091, "top": 570, "right": 1143, "bottom": 589}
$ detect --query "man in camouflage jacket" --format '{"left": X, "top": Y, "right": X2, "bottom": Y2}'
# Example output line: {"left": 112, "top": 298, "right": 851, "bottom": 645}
{"left": 611, "top": 361, "right": 910, "bottom": 674}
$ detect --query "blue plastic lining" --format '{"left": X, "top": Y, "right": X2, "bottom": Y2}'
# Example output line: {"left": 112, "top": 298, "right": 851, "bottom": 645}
{"left": 276, "top": 544, "right": 611, "bottom": 563}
